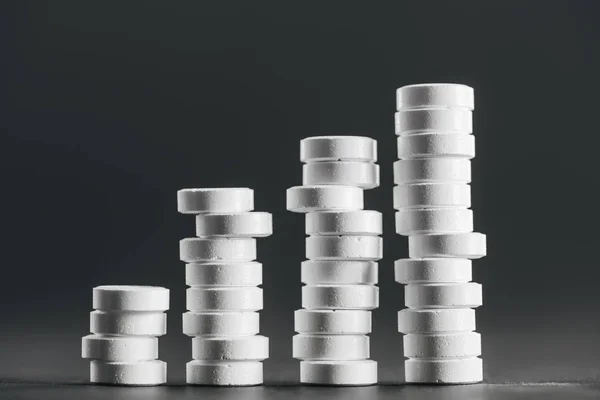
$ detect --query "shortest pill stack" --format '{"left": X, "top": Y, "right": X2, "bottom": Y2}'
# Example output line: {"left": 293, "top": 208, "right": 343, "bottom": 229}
{"left": 82, "top": 285, "right": 169, "bottom": 386}
{"left": 394, "top": 84, "right": 486, "bottom": 384}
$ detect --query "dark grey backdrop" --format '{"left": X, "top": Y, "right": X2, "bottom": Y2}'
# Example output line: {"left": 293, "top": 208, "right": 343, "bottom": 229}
{"left": 2, "top": 0, "right": 600, "bottom": 393}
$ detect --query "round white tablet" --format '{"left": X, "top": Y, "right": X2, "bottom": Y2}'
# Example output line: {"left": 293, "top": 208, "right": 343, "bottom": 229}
{"left": 301, "top": 260, "right": 378, "bottom": 285}
{"left": 300, "top": 136, "right": 377, "bottom": 163}
{"left": 302, "top": 285, "right": 379, "bottom": 310}
{"left": 180, "top": 238, "right": 257, "bottom": 262}
{"left": 293, "top": 334, "right": 369, "bottom": 360}
{"left": 186, "top": 287, "right": 263, "bottom": 311}
{"left": 195, "top": 212, "right": 272, "bottom": 238}
{"left": 300, "top": 360, "right": 377, "bottom": 386}
{"left": 182, "top": 312, "right": 260, "bottom": 337}
{"left": 404, "top": 357, "right": 482, "bottom": 384}
{"left": 177, "top": 188, "right": 254, "bottom": 214}
{"left": 90, "top": 311, "right": 167, "bottom": 336}
{"left": 395, "top": 109, "right": 472, "bottom": 135}
{"left": 192, "top": 335, "right": 268, "bottom": 361}
{"left": 393, "top": 183, "right": 471, "bottom": 210}
{"left": 396, "top": 83, "right": 474, "bottom": 111}
{"left": 185, "top": 262, "right": 262, "bottom": 286}
{"left": 405, "top": 283, "right": 482, "bottom": 309}
{"left": 398, "top": 308, "right": 476, "bottom": 333}
{"left": 397, "top": 134, "right": 475, "bottom": 159}
{"left": 82, "top": 335, "right": 158, "bottom": 361}
{"left": 395, "top": 258, "right": 472, "bottom": 284}
{"left": 394, "top": 159, "right": 471, "bottom": 184}
{"left": 408, "top": 233, "right": 486, "bottom": 259}
{"left": 186, "top": 360, "right": 263, "bottom": 386}
{"left": 306, "top": 236, "right": 382, "bottom": 261}
{"left": 93, "top": 286, "right": 169, "bottom": 312}
{"left": 286, "top": 185, "right": 364, "bottom": 213}
{"left": 302, "top": 162, "right": 380, "bottom": 189}
{"left": 295, "top": 310, "right": 372, "bottom": 335}
{"left": 306, "top": 211, "right": 382, "bottom": 236}
{"left": 403, "top": 332, "right": 481, "bottom": 358}
{"left": 395, "top": 208, "right": 473, "bottom": 236}
{"left": 90, "top": 360, "right": 166, "bottom": 386}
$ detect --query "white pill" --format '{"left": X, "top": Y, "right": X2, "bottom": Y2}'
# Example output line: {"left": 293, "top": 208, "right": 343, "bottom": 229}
{"left": 300, "top": 360, "right": 377, "bottom": 386}
{"left": 398, "top": 308, "right": 476, "bottom": 333}
{"left": 93, "top": 286, "right": 169, "bottom": 312}
{"left": 409, "top": 233, "right": 486, "bottom": 259}
{"left": 180, "top": 238, "right": 256, "bottom": 262}
{"left": 405, "top": 357, "right": 482, "bottom": 384}
{"left": 177, "top": 188, "right": 254, "bottom": 214}
{"left": 183, "top": 312, "right": 259, "bottom": 337}
{"left": 394, "top": 159, "right": 471, "bottom": 184}
{"left": 395, "top": 109, "right": 472, "bottom": 135}
{"left": 295, "top": 310, "right": 372, "bottom": 335}
{"left": 187, "top": 287, "right": 263, "bottom": 311}
{"left": 395, "top": 208, "right": 473, "bottom": 236}
{"left": 192, "top": 335, "right": 268, "bottom": 361}
{"left": 403, "top": 332, "right": 481, "bottom": 358}
{"left": 302, "top": 285, "right": 379, "bottom": 310}
{"left": 302, "top": 162, "right": 380, "bottom": 189}
{"left": 397, "top": 134, "right": 475, "bottom": 159}
{"left": 286, "top": 185, "right": 364, "bottom": 213}
{"left": 405, "top": 283, "right": 482, "bottom": 309}
{"left": 90, "top": 360, "right": 166, "bottom": 386}
{"left": 293, "top": 334, "right": 369, "bottom": 360}
{"left": 393, "top": 183, "right": 470, "bottom": 210}
{"left": 186, "top": 360, "right": 263, "bottom": 386}
{"left": 395, "top": 258, "right": 472, "bottom": 284}
{"left": 396, "top": 83, "right": 474, "bottom": 111}
{"left": 300, "top": 136, "right": 377, "bottom": 163}
{"left": 186, "top": 262, "right": 262, "bottom": 286}
{"left": 306, "top": 236, "right": 382, "bottom": 261}
{"left": 82, "top": 335, "right": 158, "bottom": 361}
{"left": 90, "top": 311, "right": 167, "bottom": 336}
{"left": 195, "top": 212, "right": 272, "bottom": 238}
{"left": 306, "top": 211, "right": 382, "bottom": 236}
{"left": 301, "top": 260, "right": 378, "bottom": 285}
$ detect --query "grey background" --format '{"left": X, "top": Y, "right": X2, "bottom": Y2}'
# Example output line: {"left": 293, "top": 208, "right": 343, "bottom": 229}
{"left": 2, "top": 0, "right": 600, "bottom": 398}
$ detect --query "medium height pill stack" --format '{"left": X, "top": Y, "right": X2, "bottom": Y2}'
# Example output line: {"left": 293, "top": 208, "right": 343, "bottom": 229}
{"left": 287, "top": 136, "right": 381, "bottom": 386}
{"left": 394, "top": 84, "right": 486, "bottom": 384}
{"left": 178, "top": 188, "right": 272, "bottom": 386}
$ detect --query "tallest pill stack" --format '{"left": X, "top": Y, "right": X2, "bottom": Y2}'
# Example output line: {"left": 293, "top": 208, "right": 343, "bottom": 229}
{"left": 287, "top": 136, "right": 381, "bottom": 386}
{"left": 394, "top": 84, "right": 487, "bottom": 384}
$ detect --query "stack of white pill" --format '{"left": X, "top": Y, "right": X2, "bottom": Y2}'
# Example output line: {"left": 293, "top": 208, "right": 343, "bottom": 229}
{"left": 287, "top": 136, "right": 381, "bottom": 386}
{"left": 82, "top": 285, "right": 169, "bottom": 385}
{"left": 394, "top": 84, "right": 486, "bottom": 384}
{"left": 178, "top": 188, "right": 272, "bottom": 386}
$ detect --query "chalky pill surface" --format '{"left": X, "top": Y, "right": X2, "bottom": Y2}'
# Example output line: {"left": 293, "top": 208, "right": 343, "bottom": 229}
{"left": 300, "top": 360, "right": 377, "bottom": 386}
{"left": 93, "top": 286, "right": 170, "bottom": 312}
{"left": 90, "top": 360, "right": 166, "bottom": 386}
{"left": 82, "top": 335, "right": 158, "bottom": 361}
{"left": 186, "top": 287, "right": 263, "bottom": 311}
{"left": 403, "top": 332, "right": 481, "bottom": 358}
{"left": 186, "top": 262, "right": 262, "bottom": 286}
{"left": 396, "top": 83, "right": 475, "bottom": 111}
{"left": 306, "top": 211, "right": 382, "bottom": 236}
{"left": 301, "top": 260, "right": 378, "bottom": 285}
{"left": 306, "top": 236, "right": 383, "bottom": 261}
{"left": 180, "top": 238, "right": 257, "bottom": 262}
{"left": 182, "top": 311, "right": 260, "bottom": 337}
{"left": 405, "top": 283, "right": 482, "bottom": 309}
{"left": 192, "top": 335, "right": 268, "bottom": 361}
{"left": 404, "top": 357, "right": 482, "bottom": 384}
{"left": 293, "top": 334, "right": 370, "bottom": 360}
{"left": 395, "top": 208, "right": 473, "bottom": 236}
{"left": 302, "top": 162, "right": 380, "bottom": 189}
{"left": 302, "top": 285, "right": 379, "bottom": 310}
{"left": 398, "top": 308, "right": 476, "bottom": 334}
{"left": 195, "top": 212, "right": 272, "bottom": 238}
{"left": 395, "top": 258, "right": 472, "bottom": 284}
{"left": 177, "top": 188, "right": 254, "bottom": 214}
{"left": 286, "top": 185, "right": 364, "bottom": 213}
{"left": 395, "top": 109, "right": 472, "bottom": 135}
{"left": 408, "top": 233, "right": 487, "bottom": 259}
{"left": 300, "top": 136, "right": 377, "bottom": 163}
{"left": 186, "top": 360, "right": 263, "bottom": 386}
{"left": 90, "top": 311, "right": 167, "bottom": 336}
{"left": 397, "top": 134, "right": 475, "bottom": 159}
{"left": 294, "top": 310, "right": 372, "bottom": 334}
{"left": 394, "top": 159, "right": 471, "bottom": 184}
{"left": 393, "top": 183, "right": 471, "bottom": 210}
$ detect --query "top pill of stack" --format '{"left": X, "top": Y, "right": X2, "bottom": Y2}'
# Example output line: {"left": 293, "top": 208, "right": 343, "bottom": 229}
{"left": 396, "top": 84, "right": 474, "bottom": 111}
{"left": 300, "top": 136, "right": 377, "bottom": 163}
{"left": 177, "top": 188, "right": 254, "bottom": 214}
